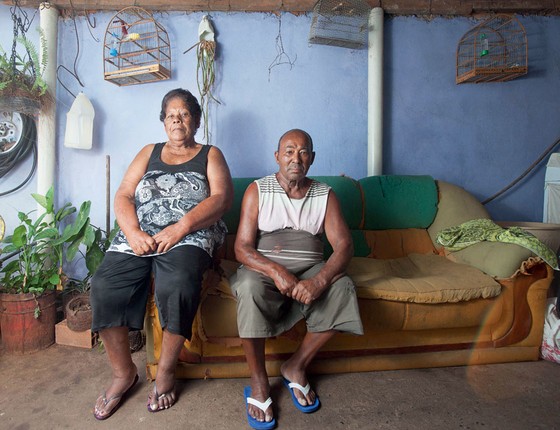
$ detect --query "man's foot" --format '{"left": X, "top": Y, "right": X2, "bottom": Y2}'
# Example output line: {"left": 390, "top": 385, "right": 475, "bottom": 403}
{"left": 245, "top": 380, "right": 274, "bottom": 424}
{"left": 280, "top": 364, "right": 320, "bottom": 413}
{"left": 93, "top": 370, "right": 139, "bottom": 420}
{"left": 244, "top": 386, "right": 276, "bottom": 429}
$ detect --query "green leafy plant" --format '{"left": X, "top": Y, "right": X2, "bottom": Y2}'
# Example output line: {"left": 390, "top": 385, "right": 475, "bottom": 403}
{"left": 64, "top": 221, "right": 119, "bottom": 295}
{"left": 0, "top": 187, "right": 93, "bottom": 303}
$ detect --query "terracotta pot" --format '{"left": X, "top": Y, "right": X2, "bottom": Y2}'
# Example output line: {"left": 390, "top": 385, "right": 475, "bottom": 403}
{"left": 65, "top": 294, "right": 92, "bottom": 332}
{"left": 0, "top": 290, "right": 57, "bottom": 354}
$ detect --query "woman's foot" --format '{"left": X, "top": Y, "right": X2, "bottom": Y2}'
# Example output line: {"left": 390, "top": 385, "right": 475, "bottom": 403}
{"left": 94, "top": 366, "right": 139, "bottom": 420}
{"left": 147, "top": 369, "right": 177, "bottom": 412}
{"left": 147, "top": 382, "right": 176, "bottom": 412}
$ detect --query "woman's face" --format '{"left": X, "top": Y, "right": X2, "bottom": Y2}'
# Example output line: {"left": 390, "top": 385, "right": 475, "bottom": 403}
{"left": 163, "top": 97, "right": 197, "bottom": 143}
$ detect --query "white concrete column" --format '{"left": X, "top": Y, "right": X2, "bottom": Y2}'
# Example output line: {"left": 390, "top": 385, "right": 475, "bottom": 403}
{"left": 37, "top": 2, "right": 58, "bottom": 200}
{"left": 368, "top": 7, "right": 384, "bottom": 176}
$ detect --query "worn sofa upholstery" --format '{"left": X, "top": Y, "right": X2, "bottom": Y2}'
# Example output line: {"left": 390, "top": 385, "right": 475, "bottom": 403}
{"left": 144, "top": 175, "right": 553, "bottom": 380}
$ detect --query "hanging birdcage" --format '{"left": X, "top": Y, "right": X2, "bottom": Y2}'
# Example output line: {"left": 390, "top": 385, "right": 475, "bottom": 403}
{"left": 308, "top": 0, "right": 371, "bottom": 49}
{"left": 456, "top": 15, "right": 528, "bottom": 84}
{"left": 103, "top": 7, "right": 171, "bottom": 86}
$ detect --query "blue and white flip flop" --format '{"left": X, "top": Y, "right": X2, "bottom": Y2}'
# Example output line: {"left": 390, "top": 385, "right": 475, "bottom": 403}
{"left": 281, "top": 377, "right": 320, "bottom": 413}
{"left": 244, "top": 386, "right": 277, "bottom": 429}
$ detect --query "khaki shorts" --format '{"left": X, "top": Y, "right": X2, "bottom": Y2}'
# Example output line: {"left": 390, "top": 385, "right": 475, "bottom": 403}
{"left": 230, "top": 262, "right": 364, "bottom": 338}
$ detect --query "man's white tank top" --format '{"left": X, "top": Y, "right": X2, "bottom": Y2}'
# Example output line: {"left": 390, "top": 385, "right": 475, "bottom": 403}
{"left": 256, "top": 174, "right": 331, "bottom": 235}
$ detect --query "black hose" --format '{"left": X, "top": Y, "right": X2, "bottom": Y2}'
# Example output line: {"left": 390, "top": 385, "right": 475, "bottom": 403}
{"left": 482, "top": 136, "right": 560, "bottom": 205}
{"left": 0, "top": 114, "right": 37, "bottom": 196}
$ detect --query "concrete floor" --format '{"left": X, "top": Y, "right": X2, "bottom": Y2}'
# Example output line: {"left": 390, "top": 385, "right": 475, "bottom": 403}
{"left": 1, "top": 343, "right": 560, "bottom": 430}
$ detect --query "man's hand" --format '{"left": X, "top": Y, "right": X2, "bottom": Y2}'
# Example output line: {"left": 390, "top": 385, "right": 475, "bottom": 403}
{"left": 291, "top": 278, "right": 325, "bottom": 305}
{"left": 127, "top": 229, "right": 157, "bottom": 255}
{"left": 272, "top": 268, "right": 299, "bottom": 297}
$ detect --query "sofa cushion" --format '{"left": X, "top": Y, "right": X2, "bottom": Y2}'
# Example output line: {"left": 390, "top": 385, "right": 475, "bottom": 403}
{"left": 359, "top": 175, "right": 438, "bottom": 230}
{"left": 346, "top": 253, "right": 501, "bottom": 304}
{"left": 427, "top": 180, "right": 490, "bottom": 246}
{"left": 362, "top": 229, "right": 437, "bottom": 259}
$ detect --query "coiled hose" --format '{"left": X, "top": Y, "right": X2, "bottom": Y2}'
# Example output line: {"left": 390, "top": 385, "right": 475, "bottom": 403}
{"left": 0, "top": 113, "right": 37, "bottom": 196}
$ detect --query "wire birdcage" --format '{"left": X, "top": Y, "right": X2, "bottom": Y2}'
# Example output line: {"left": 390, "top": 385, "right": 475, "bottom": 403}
{"left": 103, "top": 7, "right": 171, "bottom": 86}
{"left": 456, "top": 15, "right": 528, "bottom": 84}
{"left": 309, "top": 0, "right": 371, "bottom": 49}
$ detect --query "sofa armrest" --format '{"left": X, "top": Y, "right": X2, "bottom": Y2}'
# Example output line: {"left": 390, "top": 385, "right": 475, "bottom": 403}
{"left": 449, "top": 241, "right": 533, "bottom": 278}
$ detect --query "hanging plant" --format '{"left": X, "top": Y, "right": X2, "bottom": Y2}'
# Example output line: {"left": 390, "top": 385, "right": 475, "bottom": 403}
{"left": 0, "top": 4, "right": 51, "bottom": 115}
{"left": 197, "top": 39, "right": 220, "bottom": 143}
{"left": 184, "top": 15, "right": 220, "bottom": 144}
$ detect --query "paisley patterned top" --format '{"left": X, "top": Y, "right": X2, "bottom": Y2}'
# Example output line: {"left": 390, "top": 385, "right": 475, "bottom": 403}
{"left": 108, "top": 143, "right": 227, "bottom": 257}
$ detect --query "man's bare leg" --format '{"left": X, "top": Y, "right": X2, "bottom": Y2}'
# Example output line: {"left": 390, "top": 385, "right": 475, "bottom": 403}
{"left": 148, "top": 330, "right": 185, "bottom": 411}
{"left": 95, "top": 327, "right": 138, "bottom": 418}
{"left": 242, "top": 337, "right": 274, "bottom": 423}
{"left": 280, "top": 330, "right": 336, "bottom": 406}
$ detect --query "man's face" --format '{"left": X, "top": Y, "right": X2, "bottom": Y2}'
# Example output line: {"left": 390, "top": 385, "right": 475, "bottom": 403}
{"left": 275, "top": 131, "right": 315, "bottom": 182}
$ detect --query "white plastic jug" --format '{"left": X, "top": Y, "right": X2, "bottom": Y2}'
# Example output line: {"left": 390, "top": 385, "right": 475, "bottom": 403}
{"left": 64, "top": 92, "right": 95, "bottom": 150}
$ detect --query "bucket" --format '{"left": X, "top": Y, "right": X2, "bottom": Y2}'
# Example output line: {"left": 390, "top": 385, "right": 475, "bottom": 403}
{"left": 0, "top": 290, "right": 57, "bottom": 354}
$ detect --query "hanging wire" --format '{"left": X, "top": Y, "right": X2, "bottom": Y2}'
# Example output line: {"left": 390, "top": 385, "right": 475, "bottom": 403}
{"left": 56, "top": 0, "right": 85, "bottom": 99}
{"left": 9, "top": 0, "right": 39, "bottom": 81}
{"left": 84, "top": 9, "right": 99, "bottom": 42}
{"left": 482, "top": 136, "right": 560, "bottom": 205}
{"left": 268, "top": 13, "right": 296, "bottom": 81}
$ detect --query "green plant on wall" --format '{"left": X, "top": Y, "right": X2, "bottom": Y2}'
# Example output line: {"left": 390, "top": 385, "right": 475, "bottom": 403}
{"left": 185, "top": 15, "right": 220, "bottom": 144}
{"left": 196, "top": 39, "right": 219, "bottom": 144}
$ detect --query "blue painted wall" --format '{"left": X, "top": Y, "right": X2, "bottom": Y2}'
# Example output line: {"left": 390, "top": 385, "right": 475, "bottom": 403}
{"left": 384, "top": 16, "right": 560, "bottom": 223}
{"left": 1, "top": 7, "right": 560, "bottom": 264}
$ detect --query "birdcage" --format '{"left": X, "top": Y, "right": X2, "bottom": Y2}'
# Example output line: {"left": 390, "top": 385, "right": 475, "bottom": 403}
{"left": 456, "top": 15, "right": 528, "bottom": 84}
{"left": 308, "top": 0, "right": 371, "bottom": 49}
{"left": 103, "top": 7, "right": 171, "bottom": 86}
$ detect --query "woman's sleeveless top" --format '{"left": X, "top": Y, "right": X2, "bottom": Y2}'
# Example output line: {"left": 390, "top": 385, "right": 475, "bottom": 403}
{"left": 108, "top": 142, "right": 227, "bottom": 257}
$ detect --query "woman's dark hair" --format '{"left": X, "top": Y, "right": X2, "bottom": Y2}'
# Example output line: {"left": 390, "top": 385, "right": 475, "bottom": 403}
{"left": 160, "top": 88, "right": 202, "bottom": 129}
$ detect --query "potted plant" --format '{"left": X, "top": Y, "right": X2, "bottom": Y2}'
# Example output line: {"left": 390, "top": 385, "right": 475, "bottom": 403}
{"left": 63, "top": 222, "right": 119, "bottom": 332}
{"left": 0, "top": 186, "right": 93, "bottom": 353}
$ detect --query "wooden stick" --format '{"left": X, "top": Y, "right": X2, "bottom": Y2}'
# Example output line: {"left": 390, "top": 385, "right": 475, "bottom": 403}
{"left": 106, "top": 155, "right": 111, "bottom": 234}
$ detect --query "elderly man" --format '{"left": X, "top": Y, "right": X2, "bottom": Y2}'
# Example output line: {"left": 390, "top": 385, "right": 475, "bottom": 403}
{"left": 230, "top": 129, "right": 363, "bottom": 429}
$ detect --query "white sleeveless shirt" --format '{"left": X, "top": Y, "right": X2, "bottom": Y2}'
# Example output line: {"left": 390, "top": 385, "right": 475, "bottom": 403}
{"left": 256, "top": 174, "right": 331, "bottom": 235}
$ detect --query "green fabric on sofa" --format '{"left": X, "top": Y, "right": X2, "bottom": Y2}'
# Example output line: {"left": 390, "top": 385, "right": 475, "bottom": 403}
{"left": 322, "top": 229, "right": 371, "bottom": 259}
{"left": 311, "top": 176, "right": 363, "bottom": 229}
{"left": 222, "top": 177, "right": 256, "bottom": 234}
{"left": 359, "top": 175, "right": 438, "bottom": 230}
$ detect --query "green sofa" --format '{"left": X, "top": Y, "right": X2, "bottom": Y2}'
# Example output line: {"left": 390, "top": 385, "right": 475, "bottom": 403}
{"left": 145, "top": 175, "right": 553, "bottom": 379}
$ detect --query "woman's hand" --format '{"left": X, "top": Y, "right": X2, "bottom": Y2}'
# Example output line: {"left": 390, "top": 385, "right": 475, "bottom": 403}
{"left": 153, "top": 224, "right": 185, "bottom": 254}
{"left": 127, "top": 229, "right": 157, "bottom": 256}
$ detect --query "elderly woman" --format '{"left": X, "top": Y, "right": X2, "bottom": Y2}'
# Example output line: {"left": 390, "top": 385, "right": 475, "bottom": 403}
{"left": 90, "top": 88, "right": 233, "bottom": 420}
